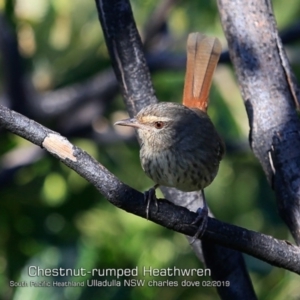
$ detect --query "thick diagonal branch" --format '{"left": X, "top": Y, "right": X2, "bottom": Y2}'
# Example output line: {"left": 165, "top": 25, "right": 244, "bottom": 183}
{"left": 217, "top": 0, "right": 300, "bottom": 245}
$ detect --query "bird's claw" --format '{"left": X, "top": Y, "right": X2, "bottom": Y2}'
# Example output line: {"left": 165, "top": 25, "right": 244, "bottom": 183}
{"left": 144, "top": 185, "right": 159, "bottom": 219}
{"left": 190, "top": 206, "right": 208, "bottom": 244}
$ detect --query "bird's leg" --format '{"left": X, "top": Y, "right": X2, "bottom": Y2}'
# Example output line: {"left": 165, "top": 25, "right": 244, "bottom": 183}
{"left": 144, "top": 183, "right": 160, "bottom": 219}
{"left": 190, "top": 189, "right": 208, "bottom": 244}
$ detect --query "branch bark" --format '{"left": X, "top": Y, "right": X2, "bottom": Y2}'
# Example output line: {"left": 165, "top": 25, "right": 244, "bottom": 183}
{"left": 217, "top": 0, "right": 300, "bottom": 245}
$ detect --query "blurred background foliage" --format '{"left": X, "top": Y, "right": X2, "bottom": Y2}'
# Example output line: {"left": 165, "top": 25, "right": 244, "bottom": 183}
{"left": 0, "top": 0, "right": 300, "bottom": 299}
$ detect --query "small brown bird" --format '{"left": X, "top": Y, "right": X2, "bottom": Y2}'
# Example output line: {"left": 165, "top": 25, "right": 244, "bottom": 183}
{"left": 115, "top": 33, "right": 224, "bottom": 239}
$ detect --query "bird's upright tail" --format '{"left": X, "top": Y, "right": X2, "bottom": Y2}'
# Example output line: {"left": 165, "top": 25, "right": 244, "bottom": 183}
{"left": 183, "top": 33, "right": 222, "bottom": 112}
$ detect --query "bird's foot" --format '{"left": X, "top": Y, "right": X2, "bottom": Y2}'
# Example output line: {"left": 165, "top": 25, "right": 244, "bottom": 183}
{"left": 190, "top": 205, "right": 208, "bottom": 244}
{"left": 144, "top": 184, "right": 159, "bottom": 219}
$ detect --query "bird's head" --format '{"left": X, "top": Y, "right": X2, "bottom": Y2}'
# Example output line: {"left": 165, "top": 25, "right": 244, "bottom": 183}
{"left": 114, "top": 102, "right": 202, "bottom": 149}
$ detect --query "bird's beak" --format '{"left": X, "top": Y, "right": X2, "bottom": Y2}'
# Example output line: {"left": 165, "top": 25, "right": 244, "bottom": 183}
{"left": 114, "top": 118, "right": 142, "bottom": 129}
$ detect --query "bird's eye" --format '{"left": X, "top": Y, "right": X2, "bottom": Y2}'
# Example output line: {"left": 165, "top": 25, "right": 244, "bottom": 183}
{"left": 154, "top": 121, "right": 164, "bottom": 129}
